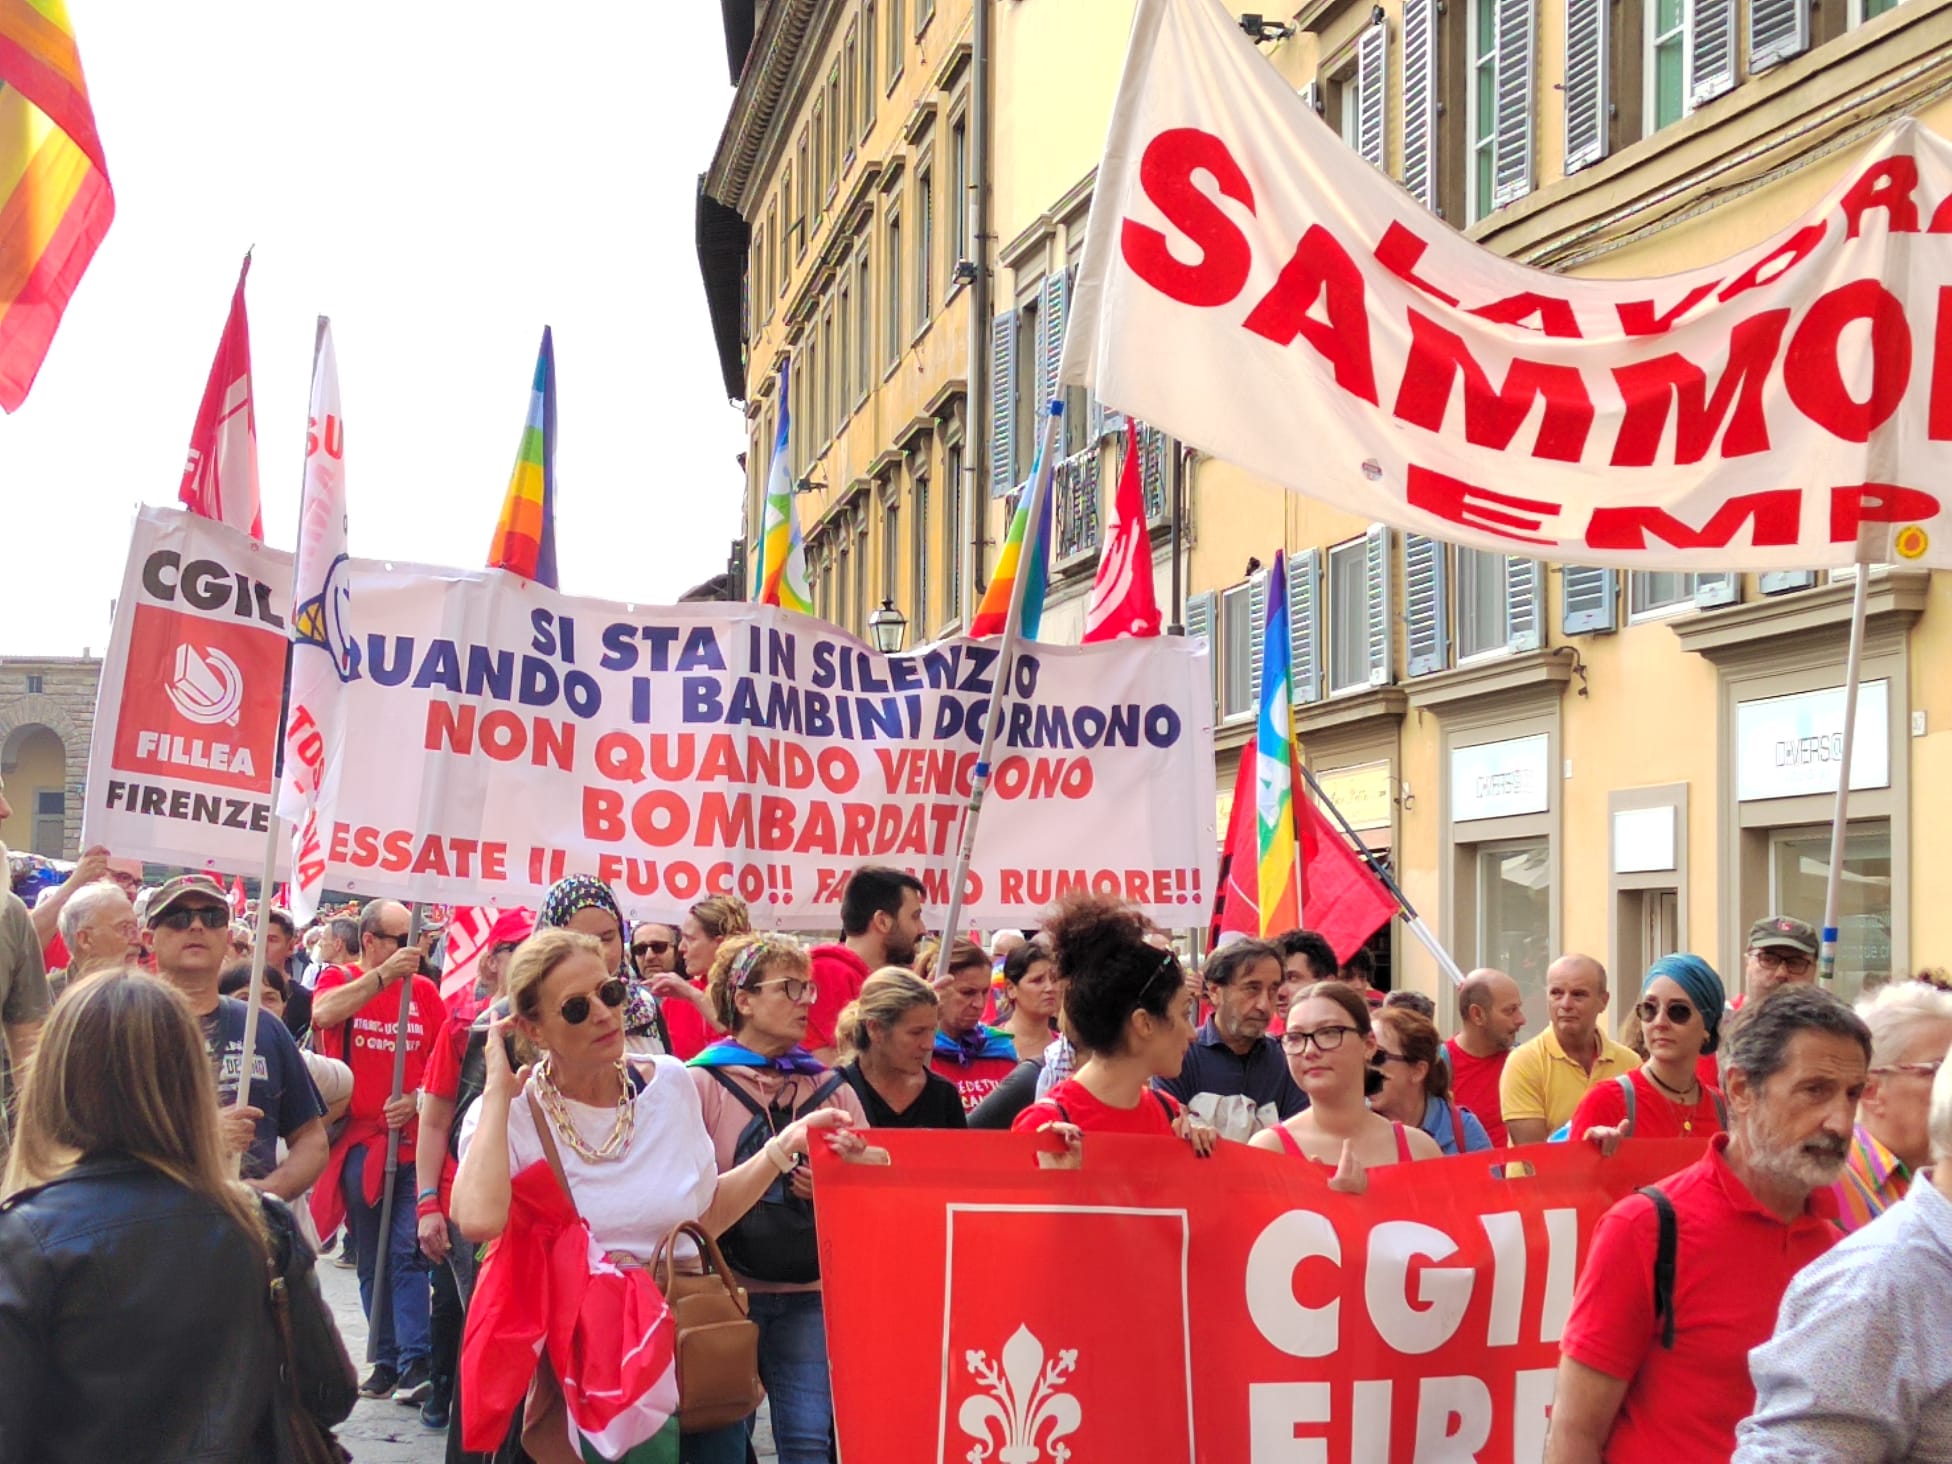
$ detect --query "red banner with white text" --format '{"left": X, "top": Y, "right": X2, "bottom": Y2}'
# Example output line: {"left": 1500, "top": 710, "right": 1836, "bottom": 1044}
{"left": 813, "top": 1133, "right": 1703, "bottom": 1462}
{"left": 1063, "top": 0, "right": 1952, "bottom": 570}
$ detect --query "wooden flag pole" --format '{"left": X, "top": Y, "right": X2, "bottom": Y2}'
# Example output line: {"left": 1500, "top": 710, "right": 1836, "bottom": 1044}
{"left": 935, "top": 402, "right": 1064, "bottom": 968}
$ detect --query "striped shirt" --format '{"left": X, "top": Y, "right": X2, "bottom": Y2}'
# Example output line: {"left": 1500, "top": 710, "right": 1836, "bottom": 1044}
{"left": 1829, "top": 1124, "right": 1911, "bottom": 1234}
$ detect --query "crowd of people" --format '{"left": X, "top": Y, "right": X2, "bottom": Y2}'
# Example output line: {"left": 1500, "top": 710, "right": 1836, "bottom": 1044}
{"left": 0, "top": 802, "right": 1948, "bottom": 1460}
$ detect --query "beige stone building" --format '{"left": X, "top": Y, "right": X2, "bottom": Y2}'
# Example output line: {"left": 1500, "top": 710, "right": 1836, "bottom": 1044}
{"left": 0, "top": 657, "right": 102, "bottom": 860}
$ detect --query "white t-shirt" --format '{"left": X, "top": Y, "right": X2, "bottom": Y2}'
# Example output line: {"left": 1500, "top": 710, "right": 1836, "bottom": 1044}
{"left": 459, "top": 1054, "right": 718, "bottom": 1260}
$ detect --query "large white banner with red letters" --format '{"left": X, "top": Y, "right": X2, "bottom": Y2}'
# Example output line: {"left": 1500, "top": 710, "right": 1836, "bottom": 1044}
{"left": 1063, "top": 0, "right": 1952, "bottom": 569}
{"left": 814, "top": 1133, "right": 1703, "bottom": 1462}
{"left": 82, "top": 507, "right": 1215, "bottom": 927}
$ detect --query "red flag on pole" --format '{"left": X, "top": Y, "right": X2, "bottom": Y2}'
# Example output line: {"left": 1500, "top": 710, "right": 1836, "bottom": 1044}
{"left": 178, "top": 255, "right": 263, "bottom": 539}
{"left": 1081, "top": 422, "right": 1162, "bottom": 643}
{"left": 1209, "top": 730, "right": 1397, "bottom": 961}
{"left": 228, "top": 874, "right": 248, "bottom": 918}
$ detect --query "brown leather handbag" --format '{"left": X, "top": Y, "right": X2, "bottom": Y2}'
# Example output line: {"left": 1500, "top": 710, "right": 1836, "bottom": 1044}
{"left": 650, "top": 1221, "right": 765, "bottom": 1433}
{"left": 525, "top": 1092, "right": 764, "bottom": 1440}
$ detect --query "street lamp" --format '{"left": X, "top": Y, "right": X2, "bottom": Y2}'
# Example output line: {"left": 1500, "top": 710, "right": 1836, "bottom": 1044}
{"left": 867, "top": 598, "right": 908, "bottom": 654}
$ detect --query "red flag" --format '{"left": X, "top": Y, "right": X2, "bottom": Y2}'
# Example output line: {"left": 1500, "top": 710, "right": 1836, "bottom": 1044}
{"left": 178, "top": 255, "right": 263, "bottom": 539}
{"left": 274, "top": 883, "right": 290, "bottom": 909}
{"left": 1081, "top": 423, "right": 1162, "bottom": 643}
{"left": 1209, "top": 729, "right": 1396, "bottom": 961}
{"left": 228, "top": 875, "right": 247, "bottom": 918}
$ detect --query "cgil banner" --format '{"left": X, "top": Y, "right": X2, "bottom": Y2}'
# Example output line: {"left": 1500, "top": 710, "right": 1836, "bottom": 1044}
{"left": 814, "top": 1132, "right": 1705, "bottom": 1462}
{"left": 81, "top": 506, "right": 1216, "bottom": 927}
{"left": 1062, "top": 0, "right": 1952, "bottom": 570}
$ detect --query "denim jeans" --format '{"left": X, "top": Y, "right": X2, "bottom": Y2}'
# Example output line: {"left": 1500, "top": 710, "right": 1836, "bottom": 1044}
{"left": 745, "top": 1291, "right": 832, "bottom": 1464}
{"left": 680, "top": 1419, "right": 749, "bottom": 1464}
{"left": 344, "top": 1142, "right": 431, "bottom": 1371}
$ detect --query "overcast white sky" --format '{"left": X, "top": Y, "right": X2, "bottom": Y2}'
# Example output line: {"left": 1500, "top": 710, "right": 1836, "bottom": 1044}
{"left": 1, "top": 2, "right": 747, "bottom": 657}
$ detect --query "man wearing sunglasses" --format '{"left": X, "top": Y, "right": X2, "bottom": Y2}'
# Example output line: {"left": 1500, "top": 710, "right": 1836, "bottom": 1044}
{"left": 311, "top": 898, "right": 448, "bottom": 1405}
{"left": 143, "top": 876, "right": 327, "bottom": 1203}
{"left": 630, "top": 922, "right": 680, "bottom": 978}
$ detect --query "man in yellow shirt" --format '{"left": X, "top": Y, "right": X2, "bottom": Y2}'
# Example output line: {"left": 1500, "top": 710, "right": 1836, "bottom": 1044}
{"left": 1500, "top": 954, "right": 1641, "bottom": 1144}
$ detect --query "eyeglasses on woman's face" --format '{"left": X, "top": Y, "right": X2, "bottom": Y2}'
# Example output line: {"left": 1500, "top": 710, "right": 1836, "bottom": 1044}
{"left": 1634, "top": 998, "right": 1698, "bottom": 1026}
{"left": 1369, "top": 1048, "right": 1414, "bottom": 1068}
{"left": 557, "top": 977, "right": 628, "bottom": 1025}
{"left": 749, "top": 976, "right": 817, "bottom": 1005}
{"left": 1279, "top": 1023, "right": 1359, "bottom": 1055}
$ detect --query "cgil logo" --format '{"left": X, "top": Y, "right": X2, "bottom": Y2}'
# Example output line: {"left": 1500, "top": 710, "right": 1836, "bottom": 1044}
{"left": 166, "top": 643, "right": 246, "bottom": 726}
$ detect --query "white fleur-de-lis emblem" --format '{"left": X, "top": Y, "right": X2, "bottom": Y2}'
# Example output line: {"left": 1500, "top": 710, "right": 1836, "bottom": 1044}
{"left": 958, "top": 1325, "right": 1082, "bottom": 1463}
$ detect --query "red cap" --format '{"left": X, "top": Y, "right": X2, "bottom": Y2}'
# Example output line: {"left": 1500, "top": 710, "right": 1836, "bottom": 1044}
{"left": 488, "top": 907, "right": 537, "bottom": 950}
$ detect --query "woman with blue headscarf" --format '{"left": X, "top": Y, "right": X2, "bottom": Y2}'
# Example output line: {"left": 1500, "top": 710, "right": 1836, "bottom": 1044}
{"left": 1568, "top": 953, "right": 1728, "bottom": 1145}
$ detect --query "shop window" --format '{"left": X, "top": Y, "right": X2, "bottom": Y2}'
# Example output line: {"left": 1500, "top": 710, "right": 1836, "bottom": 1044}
{"left": 1479, "top": 839, "right": 1553, "bottom": 1029}
{"left": 1769, "top": 823, "right": 1892, "bottom": 1003}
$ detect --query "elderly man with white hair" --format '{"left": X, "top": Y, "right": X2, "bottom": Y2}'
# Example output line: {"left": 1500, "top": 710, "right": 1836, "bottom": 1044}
{"left": 1737, "top": 1027, "right": 1952, "bottom": 1459}
{"left": 48, "top": 879, "right": 142, "bottom": 998}
{"left": 1827, "top": 979, "right": 1952, "bottom": 1231}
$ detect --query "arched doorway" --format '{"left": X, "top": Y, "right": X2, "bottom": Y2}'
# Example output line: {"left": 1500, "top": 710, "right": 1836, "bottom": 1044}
{"left": 1, "top": 724, "right": 67, "bottom": 858}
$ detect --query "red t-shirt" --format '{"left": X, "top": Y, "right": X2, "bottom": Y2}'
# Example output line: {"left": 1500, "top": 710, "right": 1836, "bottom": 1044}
{"left": 660, "top": 984, "right": 714, "bottom": 1061}
{"left": 1445, "top": 1038, "right": 1510, "bottom": 1147}
{"left": 313, "top": 963, "right": 446, "bottom": 1131}
{"left": 423, "top": 1008, "right": 470, "bottom": 1104}
{"left": 1013, "top": 1079, "right": 1183, "bottom": 1136}
{"left": 1567, "top": 1067, "right": 1724, "bottom": 1143}
{"left": 929, "top": 1053, "right": 1020, "bottom": 1113}
{"left": 806, "top": 943, "right": 870, "bottom": 1053}
{"left": 1559, "top": 1135, "right": 1839, "bottom": 1463}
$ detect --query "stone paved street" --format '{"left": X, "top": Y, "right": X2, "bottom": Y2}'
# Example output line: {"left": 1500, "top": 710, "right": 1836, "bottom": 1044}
{"left": 319, "top": 1255, "right": 778, "bottom": 1462}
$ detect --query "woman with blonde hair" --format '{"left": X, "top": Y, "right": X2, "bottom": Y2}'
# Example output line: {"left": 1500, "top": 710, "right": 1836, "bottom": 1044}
{"left": 836, "top": 968, "right": 967, "bottom": 1129}
{"left": 0, "top": 970, "right": 282, "bottom": 1459}
{"left": 688, "top": 934, "right": 868, "bottom": 1464}
{"left": 662, "top": 895, "right": 752, "bottom": 1059}
{"left": 1370, "top": 1005, "right": 1491, "bottom": 1155}
{"left": 454, "top": 928, "right": 857, "bottom": 1463}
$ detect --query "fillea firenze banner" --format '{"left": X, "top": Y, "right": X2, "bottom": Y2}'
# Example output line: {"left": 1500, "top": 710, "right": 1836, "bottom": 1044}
{"left": 83, "top": 506, "right": 1216, "bottom": 927}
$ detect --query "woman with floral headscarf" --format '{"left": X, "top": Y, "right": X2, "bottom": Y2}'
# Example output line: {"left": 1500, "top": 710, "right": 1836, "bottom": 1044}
{"left": 539, "top": 875, "right": 672, "bottom": 1058}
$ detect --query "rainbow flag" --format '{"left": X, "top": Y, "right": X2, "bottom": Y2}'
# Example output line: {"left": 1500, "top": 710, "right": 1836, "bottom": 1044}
{"left": 969, "top": 410, "right": 1055, "bottom": 639}
{"left": 0, "top": 0, "right": 113, "bottom": 412}
{"left": 486, "top": 326, "right": 559, "bottom": 587}
{"left": 1255, "top": 550, "right": 1302, "bottom": 935}
{"left": 756, "top": 361, "right": 812, "bottom": 613}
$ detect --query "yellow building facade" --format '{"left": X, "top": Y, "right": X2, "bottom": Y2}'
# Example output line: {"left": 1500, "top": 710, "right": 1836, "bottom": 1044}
{"left": 705, "top": 0, "right": 1950, "bottom": 1027}
{"left": 989, "top": 0, "right": 1950, "bottom": 1026}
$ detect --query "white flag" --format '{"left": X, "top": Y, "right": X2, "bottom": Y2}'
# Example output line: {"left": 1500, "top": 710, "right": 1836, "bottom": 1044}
{"left": 277, "top": 319, "right": 353, "bottom": 921}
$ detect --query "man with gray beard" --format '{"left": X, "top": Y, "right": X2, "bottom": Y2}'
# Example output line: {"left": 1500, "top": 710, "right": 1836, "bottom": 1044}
{"left": 1544, "top": 986, "right": 1871, "bottom": 1464}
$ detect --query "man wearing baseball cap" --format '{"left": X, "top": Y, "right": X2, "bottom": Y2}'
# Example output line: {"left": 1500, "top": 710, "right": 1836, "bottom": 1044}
{"left": 1744, "top": 916, "right": 1820, "bottom": 1006}
{"left": 144, "top": 874, "right": 328, "bottom": 1201}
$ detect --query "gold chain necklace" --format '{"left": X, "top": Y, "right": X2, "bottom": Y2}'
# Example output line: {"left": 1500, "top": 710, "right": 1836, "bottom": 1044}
{"left": 533, "top": 1057, "right": 636, "bottom": 1163}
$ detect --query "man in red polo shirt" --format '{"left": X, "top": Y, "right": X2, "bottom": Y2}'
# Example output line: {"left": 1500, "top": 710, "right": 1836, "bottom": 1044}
{"left": 1546, "top": 986, "right": 1872, "bottom": 1463}
{"left": 1445, "top": 968, "right": 1526, "bottom": 1146}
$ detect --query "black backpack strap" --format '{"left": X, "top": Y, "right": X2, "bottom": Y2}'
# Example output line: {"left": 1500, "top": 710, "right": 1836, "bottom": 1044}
{"left": 1710, "top": 1088, "right": 1728, "bottom": 1128}
{"left": 705, "top": 1065, "right": 771, "bottom": 1122}
{"left": 1154, "top": 1090, "right": 1177, "bottom": 1125}
{"left": 793, "top": 1071, "right": 847, "bottom": 1119}
{"left": 1639, "top": 1185, "right": 1678, "bottom": 1351}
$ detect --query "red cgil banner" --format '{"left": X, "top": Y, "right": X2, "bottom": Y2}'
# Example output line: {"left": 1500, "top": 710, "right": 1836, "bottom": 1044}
{"left": 812, "top": 1132, "right": 1704, "bottom": 1462}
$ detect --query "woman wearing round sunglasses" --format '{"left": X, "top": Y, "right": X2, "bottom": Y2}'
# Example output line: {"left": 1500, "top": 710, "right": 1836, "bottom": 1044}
{"left": 1370, "top": 1005, "right": 1492, "bottom": 1156}
{"left": 1567, "top": 953, "right": 1728, "bottom": 1150}
{"left": 1251, "top": 983, "right": 1440, "bottom": 1188}
{"left": 453, "top": 929, "right": 859, "bottom": 1463}
{"left": 688, "top": 935, "right": 867, "bottom": 1464}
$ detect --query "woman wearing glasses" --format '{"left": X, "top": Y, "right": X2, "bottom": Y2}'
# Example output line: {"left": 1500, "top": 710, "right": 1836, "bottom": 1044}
{"left": 1567, "top": 954, "right": 1727, "bottom": 1147}
{"left": 453, "top": 929, "right": 858, "bottom": 1463}
{"left": 688, "top": 934, "right": 867, "bottom": 1464}
{"left": 1250, "top": 983, "right": 1441, "bottom": 1185}
{"left": 1370, "top": 1005, "right": 1491, "bottom": 1155}
{"left": 1010, "top": 894, "right": 1217, "bottom": 1155}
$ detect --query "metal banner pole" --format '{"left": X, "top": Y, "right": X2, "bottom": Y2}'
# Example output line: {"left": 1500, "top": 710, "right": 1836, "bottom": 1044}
{"left": 1819, "top": 565, "right": 1873, "bottom": 984}
{"left": 365, "top": 902, "right": 422, "bottom": 1365}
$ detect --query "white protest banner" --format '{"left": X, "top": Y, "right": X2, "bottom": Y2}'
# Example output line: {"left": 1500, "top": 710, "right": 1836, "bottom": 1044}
{"left": 1063, "top": 0, "right": 1952, "bottom": 570}
{"left": 82, "top": 507, "right": 1216, "bottom": 929}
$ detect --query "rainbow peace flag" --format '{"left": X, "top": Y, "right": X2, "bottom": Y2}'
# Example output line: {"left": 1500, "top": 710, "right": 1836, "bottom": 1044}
{"left": 486, "top": 326, "right": 559, "bottom": 587}
{"left": 1255, "top": 550, "right": 1302, "bottom": 935}
{"left": 0, "top": 0, "right": 113, "bottom": 413}
{"left": 756, "top": 361, "right": 812, "bottom": 613}
{"left": 969, "top": 410, "right": 1055, "bottom": 640}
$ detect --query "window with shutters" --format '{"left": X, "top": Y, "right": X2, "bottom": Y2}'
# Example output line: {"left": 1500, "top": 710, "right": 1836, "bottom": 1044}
{"left": 1648, "top": 0, "right": 1686, "bottom": 129}
{"left": 915, "top": 159, "right": 934, "bottom": 326}
{"left": 1468, "top": 0, "right": 1498, "bottom": 220}
{"left": 912, "top": 466, "right": 930, "bottom": 629}
{"left": 797, "top": 132, "right": 812, "bottom": 247}
{"left": 855, "top": 515, "right": 870, "bottom": 632}
{"left": 1053, "top": 450, "right": 1101, "bottom": 563}
{"left": 1321, "top": 24, "right": 1385, "bottom": 172}
{"left": 844, "top": 31, "right": 858, "bottom": 161}
{"left": 837, "top": 275, "right": 853, "bottom": 414}
{"left": 1185, "top": 591, "right": 1218, "bottom": 713}
{"left": 1561, "top": 566, "right": 1618, "bottom": 634}
{"left": 1327, "top": 539, "right": 1372, "bottom": 695}
{"left": 943, "top": 441, "right": 963, "bottom": 622}
{"left": 787, "top": 162, "right": 802, "bottom": 260}
{"left": 988, "top": 311, "right": 1018, "bottom": 498}
{"left": 1854, "top": 0, "right": 1898, "bottom": 21}
{"left": 863, "top": 1, "right": 878, "bottom": 134}
{"left": 917, "top": 0, "right": 935, "bottom": 33}
{"left": 811, "top": 104, "right": 825, "bottom": 225}
{"left": 883, "top": 494, "right": 900, "bottom": 601}
{"left": 1628, "top": 571, "right": 1738, "bottom": 617}
{"left": 1469, "top": 0, "right": 1533, "bottom": 219}
{"left": 1221, "top": 582, "right": 1256, "bottom": 721}
{"left": 950, "top": 120, "right": 970, "bottom": 271}
{"left": 821, "top": 306, "right": 836, "bottom": 444}
{"left": 856, "top": 251, "right": 872, "bottom": 406}
{"left": 888, "top": 0, "right": 905, "bottom": 87}
{"left": 885, "top": 210, "right": 902, "bottom": 369}
{"left": 1013, "top": 299, "right": 1040, "bottom": 486}
{"left": 1749, "top": 0, "right": 1810, "bottom": 72}
{"left": 1456, "top": 547, "right": 1510, "bottom": 658}
{"left": 1288, "top": 550, "right": 1323, "bottom": 704}
{"left": 827, "top": 70, "right": 843, "bottom": 190}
